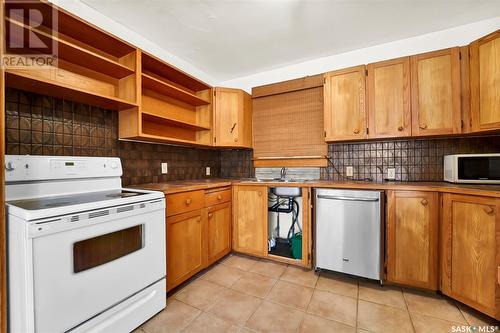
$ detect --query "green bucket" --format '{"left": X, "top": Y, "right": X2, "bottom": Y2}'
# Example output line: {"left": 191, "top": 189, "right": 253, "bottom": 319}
{"left": 291, "top": 233, "right": 302, "bottom": 259}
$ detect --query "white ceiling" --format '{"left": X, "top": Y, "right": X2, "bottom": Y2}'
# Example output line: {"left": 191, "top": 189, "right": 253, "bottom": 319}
{"left": 80, "top": 0, "right": 500, "bottom": 82}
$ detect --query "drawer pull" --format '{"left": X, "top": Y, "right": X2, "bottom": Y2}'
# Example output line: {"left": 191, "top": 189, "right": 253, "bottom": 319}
{"left": 421, "top": 199, "right": 428, "bottom": 206}
{"left": 208, "top": 213, "right": 213, "bottom": 218}
{"left": 353, "top": 129, "right": 360, "bottom": 134}
{"left": 419, "top": 124, "right": 428, "bottom": 130}
{"left": 484, "top": 206, "right": 495, "bottom": 215}
{"left": 185, "top": 198, "right": 192, "bottom": 205}
{"left": 398, "top": 126, "right": 404, "bottom": 131}
{"left": 258, "top": 191, "right": 262, "bottom": 197}
{"left": 196, "top": 217, "right": 201, "bottom": 222}
{"left": 217, "top": 195, "right": 222, "bottom": 200}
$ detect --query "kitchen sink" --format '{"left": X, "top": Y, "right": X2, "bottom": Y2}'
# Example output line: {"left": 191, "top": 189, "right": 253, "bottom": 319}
{"left": 272, "top": 186, "right": 302, "bottom": 197}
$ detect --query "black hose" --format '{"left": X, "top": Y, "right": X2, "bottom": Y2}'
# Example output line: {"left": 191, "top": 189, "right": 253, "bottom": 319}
{"left": 287, "top": 198, "right": 301, "bottom": 244}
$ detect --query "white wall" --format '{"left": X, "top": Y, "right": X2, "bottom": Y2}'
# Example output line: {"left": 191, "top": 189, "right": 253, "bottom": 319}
{"left": 220, "top": 17, "right": 500, "bottom": 93}
{"left": 50, "top": 0, "right": 218, "bottom": 86}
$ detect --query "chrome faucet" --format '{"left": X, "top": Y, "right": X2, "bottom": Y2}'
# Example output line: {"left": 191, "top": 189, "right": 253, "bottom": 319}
{"left": 280, "top": 167, "right": 287, "bottom": 181}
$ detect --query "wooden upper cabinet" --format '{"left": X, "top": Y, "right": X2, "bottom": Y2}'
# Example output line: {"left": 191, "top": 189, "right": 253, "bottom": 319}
{"left": 411, "top": 47, "right": 462, "bottom": 136}
{"left": 324, "top": 65, "right": 367, "bottom": 141}
{"left": 470, "top": 30, "right": 500, "bottom": 132}
{"left": 367, "top": 57, "right": 411, "bottom": 138}
{"left": 441, "top": 194, "right": 500, "bottom": 319}
{"left": 232, "top": 186, "right": 268, "bottom": 257}
{"left": 214, "top": 87, "right": 252, "bottom": 148}
{"left": 207, "top": 202, "right": 232, "bottom": 265}
{"left": 386, "top": 191, "right": 438, "bottom": 290}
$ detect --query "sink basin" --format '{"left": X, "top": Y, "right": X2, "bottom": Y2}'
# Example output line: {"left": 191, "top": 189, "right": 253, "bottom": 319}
{"left": 272, "top": 187, "right": 302, "bottom": 197}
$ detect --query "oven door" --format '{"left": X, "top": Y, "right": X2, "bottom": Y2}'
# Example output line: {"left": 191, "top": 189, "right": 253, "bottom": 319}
{"left": 31, "top": 205, "right": 165, "bottom": 332}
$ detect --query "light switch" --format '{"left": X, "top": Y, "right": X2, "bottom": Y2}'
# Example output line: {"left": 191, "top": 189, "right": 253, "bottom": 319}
{"left": 346, "top": 166, "right": 354, "bottom": 177}
{"left": 161, "top": 162, "right": 168, "bottom": 174}
{"left": 206, "top": 166, "right": 211, "bottom": 176}
{"left": 387, "top": 168, "right": 396, "bottom": 180}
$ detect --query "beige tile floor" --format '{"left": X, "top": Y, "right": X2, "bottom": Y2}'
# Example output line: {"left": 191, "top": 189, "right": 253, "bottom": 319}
{"left": 134, "top": 254, "right": 499, "bottom": 333}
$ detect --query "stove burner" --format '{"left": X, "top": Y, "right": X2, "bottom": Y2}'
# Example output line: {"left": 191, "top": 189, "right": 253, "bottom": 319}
{"left": 7, "top": 190, "right": 147, "bottom": 211}
{"left": 106, "top": 192, "right": 140, "bottom": 198}
{"left": 44, "top": 202, "right": 72, "bottom": 207}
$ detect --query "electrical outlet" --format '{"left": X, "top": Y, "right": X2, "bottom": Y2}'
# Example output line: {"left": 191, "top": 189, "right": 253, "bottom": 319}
{"left": 206, "top": 166, "right": 211, "bottom": 176}
{"left": 161, "top": 162, "right": 168, "bottom": 174}
{"left": 387, "top": 168, "right": 396, "bottom": 180}
{"left": 346, "top": 166, "right": 354, "bottom": 177}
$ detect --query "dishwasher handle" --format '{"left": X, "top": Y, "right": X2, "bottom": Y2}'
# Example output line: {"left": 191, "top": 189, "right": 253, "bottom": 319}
{"left": 317, "top": 194, "right": 379, "bottom": 202}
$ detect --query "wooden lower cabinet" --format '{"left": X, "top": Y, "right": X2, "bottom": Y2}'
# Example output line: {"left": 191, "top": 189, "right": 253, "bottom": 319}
{"left": 166, "top": 187, "right": 232, "bottom": 291}
{"left": 232, "top": 185, "right": 268, "bottom": 257}
{"left": 166, "top": 209, "right": 205, "bottom": 291}
{"left": 207, "top": 202, "right": 232, "bottom": 265}
{"left": 441, "top": 193, "right": 500, "bottom": 319}
{"left": 386, "top": 191, "right": 439, "bottom": 290}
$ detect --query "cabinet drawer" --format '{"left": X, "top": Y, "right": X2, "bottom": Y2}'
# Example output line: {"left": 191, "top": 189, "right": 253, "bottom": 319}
{"left": 166, "top": 190, "right": 205, "bottom": 217}
{"left": 205, "top": 188, "right": 231, "bottom": 206}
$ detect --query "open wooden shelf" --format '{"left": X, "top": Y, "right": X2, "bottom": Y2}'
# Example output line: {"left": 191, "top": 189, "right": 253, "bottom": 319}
{"left": 142, "top": 52, "right": 211, "bottom": 92}
{"left": 142, "top": 111, "right": 210, "bottom": 131}
{"left": 6, "top": 18, "right": 135, "bottom": 79}
{"left": 130, "top": 132, "right": 200, "bottom": 146}
{"left": 142, "top": 73, "right": 209, "bottom": 106}
{"left": 5, "top": 70, "right": 137, "bottom": 110}
{"left": 5, "top": 1, "right": 135, "bottom": 58}
{"left": 4, "top": 1, "right": 138, "bottom": 111}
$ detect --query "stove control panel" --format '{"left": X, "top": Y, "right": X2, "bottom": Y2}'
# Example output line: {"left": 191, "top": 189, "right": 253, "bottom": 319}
{"left": 5, "top": 155, "right": 123, "bottom": 182}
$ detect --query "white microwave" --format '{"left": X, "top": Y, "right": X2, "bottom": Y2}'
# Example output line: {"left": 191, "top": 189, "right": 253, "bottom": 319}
{"left": 444, "top": 153, "right": 500, "bottom": 184}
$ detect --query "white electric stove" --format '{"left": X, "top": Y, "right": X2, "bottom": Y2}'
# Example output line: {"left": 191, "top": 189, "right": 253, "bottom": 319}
{"left": 5, "top": 155, "right": 166, "bottom": 333}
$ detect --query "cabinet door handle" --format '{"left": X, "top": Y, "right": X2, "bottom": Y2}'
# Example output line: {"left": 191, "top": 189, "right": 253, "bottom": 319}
{"left": 484, "top": 206, "right": 495, "bottom": 215}
{"left": 185, "top": 198, "right": 192, "bottom": 205}
{"left": 196, "top": 217, "right": 201, "bottom": 222}
{"left": 419, "top": 124, "right": 428, "bottom": 130}
{"left": 217, "top": 195, "right": 222, "bottom": 200}
{"left": 230, "top": 122, "right": 237, "bottom": 133}
{"left": 353, "top": 129, "right": 360, "bottom": 134}
{"left": 208, "top": 213, "right": 213, "bottom": 219}
{"left": 258, "top": 191, "right": 262, "bottom": 196}
{"left": 421, "top": 199, "right": 428, "bottom": 206}
{"left": 234, "top": 137, "right": 238, "bottom": 142}
{"left": 398, "top": 126, "right": 404, "bottom": 131}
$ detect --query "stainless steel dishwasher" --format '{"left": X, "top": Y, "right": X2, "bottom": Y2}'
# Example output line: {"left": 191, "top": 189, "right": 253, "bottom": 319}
{"left": 314, "top": 188, "right": 384, "bottom": 281}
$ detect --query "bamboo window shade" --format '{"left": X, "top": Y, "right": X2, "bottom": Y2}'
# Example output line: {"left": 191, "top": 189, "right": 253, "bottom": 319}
{"left": 252, "top": 76, "right": 327, "bottom": 166}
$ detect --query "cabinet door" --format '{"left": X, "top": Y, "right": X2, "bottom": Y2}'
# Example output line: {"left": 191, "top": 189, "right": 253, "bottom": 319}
{"left": 470, "top": 31, "right": 500, "bottom": 132}
{"left": 367, "top": 57, "right": 411, "bottom": 138}
{"left": 166, "top": 209, "right": 205, "bottom": 290}
{"left": 411, "top": 48, "right": 462, "bottom": 136}
{"left": 324, "top": 65, "right": 366, "bottom": 141}
{"left": 232, "top": 186, "right": 268, "bottom": 256}
{"left": 386, "top": 191, "right": 438, "bottom": 290}
{"left": 214, "top": 87, "right": 241, "bottom": 146}
{"left": 441, "top": 194, "right": 499, "bottom": 319}
{"left": 207, "top": 202, "right": 232, "bottom": 265}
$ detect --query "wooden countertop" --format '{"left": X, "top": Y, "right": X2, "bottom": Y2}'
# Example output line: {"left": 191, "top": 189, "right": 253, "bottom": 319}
{"left": 132, "top": 178, "right": 500, "bottom": 197}
{"left": 131, "top": 179, "right": 232, "bottom": 194}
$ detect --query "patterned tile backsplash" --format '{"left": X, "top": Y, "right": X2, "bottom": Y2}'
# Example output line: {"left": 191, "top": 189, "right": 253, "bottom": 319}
{"left": 4, "top": 88, "right": 253, "bottom": 186}
{"left": 321, "top": 136, "right": 500, "bottom": 182}
{"left": 5, "top": 88, "right": 500, "bottom": 184}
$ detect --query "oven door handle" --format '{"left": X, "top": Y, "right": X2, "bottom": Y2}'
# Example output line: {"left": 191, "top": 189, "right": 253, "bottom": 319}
{"left": 317, "top": 195, "right": 379, "bottom": 202}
